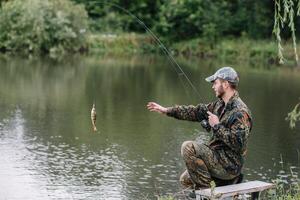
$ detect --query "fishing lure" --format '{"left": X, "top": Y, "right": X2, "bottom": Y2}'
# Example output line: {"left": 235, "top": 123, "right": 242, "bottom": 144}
{"left": 91, "top": 103, "right": 97, "bottom": 132}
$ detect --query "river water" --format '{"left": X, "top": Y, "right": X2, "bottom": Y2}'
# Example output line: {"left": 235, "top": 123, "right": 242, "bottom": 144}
{"left": 0, "top": 55, "right": 299, "bottom": 199}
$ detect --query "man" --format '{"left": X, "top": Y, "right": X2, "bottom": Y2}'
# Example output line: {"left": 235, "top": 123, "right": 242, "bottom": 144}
{"left": 147, "top": 67, "right": 252, "bottom": 189}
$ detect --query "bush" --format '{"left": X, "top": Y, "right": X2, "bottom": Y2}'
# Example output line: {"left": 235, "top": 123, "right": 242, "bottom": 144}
{"left": 0, "top": 0, "right": 89, "bottom": 55}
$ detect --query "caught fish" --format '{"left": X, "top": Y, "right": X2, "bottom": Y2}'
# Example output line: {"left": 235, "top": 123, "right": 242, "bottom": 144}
{"left": 91, "top": 103, "right": 97, "bottom": 132}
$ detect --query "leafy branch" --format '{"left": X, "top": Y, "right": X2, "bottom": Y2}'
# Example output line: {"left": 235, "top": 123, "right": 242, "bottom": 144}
{"left": 273, "top": 0, "right": 300, "bottom": 64}
{"left": 286, "top": 103, "right": 300, "bottom": 129}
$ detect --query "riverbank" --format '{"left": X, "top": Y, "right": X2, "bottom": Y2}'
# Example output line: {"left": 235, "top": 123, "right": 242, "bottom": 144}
{"left": 87, "top": 33, "right": 300, "bottom": 66}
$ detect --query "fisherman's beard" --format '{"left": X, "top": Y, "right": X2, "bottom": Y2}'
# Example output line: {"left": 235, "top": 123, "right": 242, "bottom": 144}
{"left": 216, "top": 85, "right": 225, "bottom": 98}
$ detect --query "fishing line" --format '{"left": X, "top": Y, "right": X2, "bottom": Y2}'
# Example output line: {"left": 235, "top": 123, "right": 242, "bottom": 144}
{"left": 92, "top": 67, "right": 97, "bottom": 104}
{"left": 91, "top": 1, "right": 202, "bottom": 98}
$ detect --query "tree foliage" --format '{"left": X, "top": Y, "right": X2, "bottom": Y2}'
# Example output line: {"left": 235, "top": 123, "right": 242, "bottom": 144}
{"left": 70, "top": 0, "right": 276, "bottom": 42}
{"left": 0, "top": 0, "right": 289, "bottom": 51}
{"left": 273, "top": 0, "right": 300, "bottom": 128}
{"left": 154, "top": 0, "right": 228, "bottom": 41}
{"left": 72, "top": 0, "right": 162, "bottom": 33}
{"left": 286, "top": 103, "right": 300, "bottom": 129}
{"left": 273, "top": 0, "right": 300, "bottom": 64}
{"left": 0, "top": 0, "right": 89, "bottom": 55}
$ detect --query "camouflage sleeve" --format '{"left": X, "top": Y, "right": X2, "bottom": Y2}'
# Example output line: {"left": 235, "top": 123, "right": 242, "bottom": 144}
{"left": 166, "top": 103, "right": 212, "bottom": 122}
{"left": 212, "top": 111, "right": 252, "bottom": 154}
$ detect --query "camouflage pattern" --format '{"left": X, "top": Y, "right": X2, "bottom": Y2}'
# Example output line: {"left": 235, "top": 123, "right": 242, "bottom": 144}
{"left": 180, "top": 141, "right": 237, "bottom": 188}
{"left": 167, "top": 92, "right": 252, "bottom": 188}
{"left": 205, "top": 67, "right": 239, "bottom": 84}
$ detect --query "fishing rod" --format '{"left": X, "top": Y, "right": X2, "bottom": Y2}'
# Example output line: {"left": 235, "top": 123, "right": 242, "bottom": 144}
{"left": 91, "top": 1, "right": 202, "bottom": 98}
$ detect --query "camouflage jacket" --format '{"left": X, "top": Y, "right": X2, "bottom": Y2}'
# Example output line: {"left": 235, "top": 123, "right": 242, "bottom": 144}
{"left": 166, "top": 92, "right": 252, "bottom": 175}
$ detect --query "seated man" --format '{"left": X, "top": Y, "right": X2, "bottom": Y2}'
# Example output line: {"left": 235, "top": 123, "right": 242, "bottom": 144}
{"left": 147, "top": 67, "right": 252, "bottom": 189}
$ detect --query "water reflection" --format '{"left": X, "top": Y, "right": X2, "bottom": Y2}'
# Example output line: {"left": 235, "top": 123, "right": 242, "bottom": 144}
{"left": 0, "top": 107, "right": 182, "bottom": 199}
{"left": 0, "top": 55, "right": 299, "bottom": 199}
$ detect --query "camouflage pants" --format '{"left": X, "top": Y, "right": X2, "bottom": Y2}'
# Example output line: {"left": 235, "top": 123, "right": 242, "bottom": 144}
{"left": 180, "top": 141, "right": 236, "bottom": 189}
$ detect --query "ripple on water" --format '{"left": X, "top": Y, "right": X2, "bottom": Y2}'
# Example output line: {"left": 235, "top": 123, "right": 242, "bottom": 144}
{"left": 1, "top": 122, "right": 131, "bottom": 199}
{"left": 0, "top": 109, "right": 197, "bottom": 199}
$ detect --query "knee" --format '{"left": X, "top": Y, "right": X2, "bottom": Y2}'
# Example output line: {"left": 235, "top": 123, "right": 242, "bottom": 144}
{"left": 179, "top": 171, "right": 186, "bottom": 184}
{"left": 179, "top": 170, "right": 193, "bottom": 188}
{"left": 181, "top": 141, "right": 195, "bottom": 159}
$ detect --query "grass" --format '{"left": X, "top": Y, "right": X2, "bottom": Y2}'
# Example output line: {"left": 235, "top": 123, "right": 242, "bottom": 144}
{"left": 171, "top": 37, "right": 299, "bottom": 66}
{"left": 155, "top": 165, "right": 300, "bottom": 200}
{"left": 87, "top": 32, "right": 300, "bottom": 67}
{"left": 87, "top": 32, "right": 158, "bottom": 55}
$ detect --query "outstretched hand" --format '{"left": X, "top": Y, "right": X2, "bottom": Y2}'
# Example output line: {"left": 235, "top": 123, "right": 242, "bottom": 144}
{"left": 207, "top": 111, "right": 220, "bottom": 127}
{"left": 147, "top": 102, "right": 167, "bottom": 114}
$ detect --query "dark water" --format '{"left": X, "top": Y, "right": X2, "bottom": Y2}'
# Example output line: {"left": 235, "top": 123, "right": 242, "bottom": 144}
{"left": 0, "top": 55, "right": 299, "bottom": 199}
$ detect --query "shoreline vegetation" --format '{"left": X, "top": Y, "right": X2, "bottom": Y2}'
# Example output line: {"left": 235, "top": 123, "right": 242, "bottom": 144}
{"left": 87, "top": 33, "right": 299, "bottom": 66}
{"left": 1, "top": 0, "right": 299, "bottom": 67}
{"left": 1, "top": 31, "right": 299, "bottom": 67}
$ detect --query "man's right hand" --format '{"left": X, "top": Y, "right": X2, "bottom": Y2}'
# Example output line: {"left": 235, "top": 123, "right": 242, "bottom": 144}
{"left": 147, "top": 102, "right": 168, "bottom": 114}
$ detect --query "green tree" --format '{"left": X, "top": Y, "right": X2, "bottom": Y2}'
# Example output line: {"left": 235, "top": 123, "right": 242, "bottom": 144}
{"left": 154, "top": 0, "right": 230, "bottom": 41}
{"left": 70, "top": 0, "right": 281, "bottom": 43}
{"left": 153, "top": 0, "right": 275, "bottom": 42}
{"left": 244, "top": 0, "right": 274, "bottom": 39}
{"left": 71, "top": 0, "right": 162, "bottom": 33}
{"left": 0, "top": 0, "right": 89, "bottom": 55}
{"left": 273, "top": 0, "right": 300, "bottom": 128}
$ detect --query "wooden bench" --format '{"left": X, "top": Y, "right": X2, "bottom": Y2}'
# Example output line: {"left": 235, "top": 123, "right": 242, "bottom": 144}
{"left": 195, "top": 181, "right": 275, "bottom": 200}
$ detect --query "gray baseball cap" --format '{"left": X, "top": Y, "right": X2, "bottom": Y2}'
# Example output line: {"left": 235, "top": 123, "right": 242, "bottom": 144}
{"left": 205, "top": 67, "right": 239, "bottom": 84}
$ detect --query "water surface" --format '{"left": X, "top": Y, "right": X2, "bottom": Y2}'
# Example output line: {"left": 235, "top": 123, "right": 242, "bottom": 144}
{"left": 0, "top": 55, "right": 299, "bottom": 199}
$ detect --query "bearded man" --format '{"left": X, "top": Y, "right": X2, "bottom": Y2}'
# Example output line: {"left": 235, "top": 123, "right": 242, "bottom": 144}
{"left": 147, "top": 67, "right": 252, "bottom": 190}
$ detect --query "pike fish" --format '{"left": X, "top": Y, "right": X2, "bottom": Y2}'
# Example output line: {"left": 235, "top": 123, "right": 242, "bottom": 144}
{"left": 91, "top": 103, "right": 97, "bottom": 132}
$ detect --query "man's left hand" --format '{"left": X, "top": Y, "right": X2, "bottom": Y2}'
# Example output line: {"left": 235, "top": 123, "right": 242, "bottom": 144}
{"left": 207, "top": 111, "right": 220, "bottom": 127}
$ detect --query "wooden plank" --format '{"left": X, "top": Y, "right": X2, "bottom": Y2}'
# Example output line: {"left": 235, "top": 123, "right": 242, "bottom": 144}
{"left": 195, "top": 181, "right": 275, "bottom": 199}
